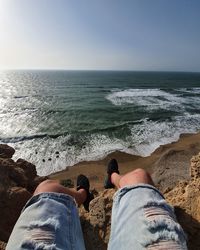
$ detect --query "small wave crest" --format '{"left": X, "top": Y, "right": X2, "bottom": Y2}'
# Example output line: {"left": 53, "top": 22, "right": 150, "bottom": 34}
{"left": 0, "top": 134, "right": 51, "bottom": 143}
{"left": 0, "top": 119, "right": 146, "bottom": 144}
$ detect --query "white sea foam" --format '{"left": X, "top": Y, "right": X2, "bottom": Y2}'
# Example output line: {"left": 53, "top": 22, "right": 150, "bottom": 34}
{"left": 106, "top": 88, "right": 186, "bottom": 111}
{"left": 9, "top": 113, "right": 200, "bottom": 176}
{"left": 128, "top": 114, "right": 200, "bottom": 156}
{"left": 11, "top": 134, "right": 128, "bottom": 176}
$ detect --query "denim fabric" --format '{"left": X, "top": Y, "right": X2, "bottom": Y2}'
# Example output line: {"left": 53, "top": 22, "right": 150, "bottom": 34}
{"left": 6, "top": 185, "right": 187, "bottom": 250}
{"left": 6, "top": 192, "right": 85, "bottom": 250}
{"left": 108, "top": 184, "right": 187, "bottom": 250}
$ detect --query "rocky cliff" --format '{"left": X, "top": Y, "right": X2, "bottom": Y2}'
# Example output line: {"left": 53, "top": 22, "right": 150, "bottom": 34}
{"left": 0, "top": 144, "right": 200, "bottom": 250}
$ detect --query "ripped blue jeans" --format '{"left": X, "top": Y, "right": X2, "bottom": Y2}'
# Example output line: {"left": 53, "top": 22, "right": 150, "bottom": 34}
{"left": 108, "top": 184, "right": 187, "bottom": 250}
{"left": 6, "top": 193, "right": 85, "bottom": 250}
{"left": 6, "top": 185, "right": 187, "bottom": 250}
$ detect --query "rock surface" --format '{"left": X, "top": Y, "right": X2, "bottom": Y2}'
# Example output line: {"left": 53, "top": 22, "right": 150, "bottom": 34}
{"left": 164, "top": 152, "right": 200, "bottom": 250}
{"left": 152, "top": 148, "right": 196, "bottom": 192}
{"left": 0, "top": 144, "right": 15, "bottom": 159}
{"left": 79, "top": 189, "right": 115, "bottom": 250}
{"left": 0, "top": 187, "right": 32, "bottom": 242}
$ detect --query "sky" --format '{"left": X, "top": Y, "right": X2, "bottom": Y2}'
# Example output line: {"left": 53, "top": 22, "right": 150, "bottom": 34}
{"left": 0, "top": 0, "right": 200, "bottom": 71}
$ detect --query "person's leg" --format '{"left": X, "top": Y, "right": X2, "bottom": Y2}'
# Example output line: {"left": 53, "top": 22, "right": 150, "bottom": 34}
{"left": 107, "top": 160, "right": 187, "bottom": 250}
{"left": 6, "top": 175, "right": 92, "bottom": 250}
{"left": 34, "top": 179, "right": 87, "bottom": 205}
{"left": 34, "top": 176, "right": 93, "bottom": 211}
{"left": 111, "top": 168, "right": 155, "bottom": 189}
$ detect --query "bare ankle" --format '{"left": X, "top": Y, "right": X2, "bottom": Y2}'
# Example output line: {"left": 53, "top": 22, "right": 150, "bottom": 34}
{"left": 111, "top": 173, "right": 121, "bottom": 189}
{"left": 75, "top": 189, "right": 87, "bottom": 205}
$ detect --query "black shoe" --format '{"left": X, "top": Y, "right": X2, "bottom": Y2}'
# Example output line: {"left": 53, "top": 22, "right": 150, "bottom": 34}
{"left": 104, "top": 159, "right": 120, "bottom": 189}
{"left": 77, "top": 174, "right": 94, "bottom": 211}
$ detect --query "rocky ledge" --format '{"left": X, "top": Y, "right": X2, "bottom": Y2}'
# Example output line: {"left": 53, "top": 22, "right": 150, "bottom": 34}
{"left": 0, "top": 144, "right": 200, "bottom": 250}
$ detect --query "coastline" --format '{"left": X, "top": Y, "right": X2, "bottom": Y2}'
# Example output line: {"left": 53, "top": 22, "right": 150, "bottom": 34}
{"left": 50, "top": 131, "right": 200, "bottom": 191}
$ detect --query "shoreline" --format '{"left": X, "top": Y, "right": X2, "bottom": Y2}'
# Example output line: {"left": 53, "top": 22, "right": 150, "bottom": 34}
{"left": 50, "top": 131, "right": 200, "bottom": 191}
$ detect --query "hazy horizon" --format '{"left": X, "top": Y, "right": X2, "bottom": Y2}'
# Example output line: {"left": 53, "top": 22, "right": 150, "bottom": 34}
{"left": 2, "top": 69, "right": 200, "bottom": 73}
{"left": 0, "top": 0, "right": 200, "bottom": 72}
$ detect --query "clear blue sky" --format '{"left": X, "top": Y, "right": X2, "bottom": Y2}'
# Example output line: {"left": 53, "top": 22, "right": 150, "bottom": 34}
{"left": 0, "top": 0, "right": 200, "bottom": 71}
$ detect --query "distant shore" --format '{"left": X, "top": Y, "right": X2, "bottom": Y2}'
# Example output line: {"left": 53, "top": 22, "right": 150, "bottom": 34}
{"left": 50, "top": 131, "right": 200, "bottom": 191}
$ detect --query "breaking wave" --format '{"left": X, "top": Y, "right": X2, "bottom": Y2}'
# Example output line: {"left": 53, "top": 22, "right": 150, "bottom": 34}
{"left": 8, "top": 113, "right": 200, "bottom": 176}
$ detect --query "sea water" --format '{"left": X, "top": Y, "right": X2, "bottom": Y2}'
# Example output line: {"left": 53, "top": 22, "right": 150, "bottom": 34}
{"left": 0, "top": 70, "right": 200, "bottom": 175}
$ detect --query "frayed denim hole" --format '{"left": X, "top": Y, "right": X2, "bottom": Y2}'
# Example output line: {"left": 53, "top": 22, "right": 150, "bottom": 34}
{"left": 144, "top": 201, "right": 176, "bottom": 220}
{"left": 29, "top": 218, "right": 60, "bottom": 230}
{"left": 147, "top": 218, "right": 186, "bottom": 240}
{"left": 146, "top": 240, "right": 185, "bottom": 250}
{"left": 21, "top": 227, "right": 56, "bottom": 250}
{"left": 144, "top": 206, "right": 176, "bottom": 222}
{"left": 21, "top": 219, "right": 58, "bottom": 249}
{"left": 143, "top": 205, "right": 187, "bottom": 245}
{"left": 22, "top": 240, "right": 57, "bottom": 250}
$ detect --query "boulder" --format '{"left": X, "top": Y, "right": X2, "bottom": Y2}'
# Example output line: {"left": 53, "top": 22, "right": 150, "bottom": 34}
{"left": 16, "top": 158, "right": 37, "bottom": 180}
{"left": 0, "top": 187, "right": 31, "bottom": 242}
{"left": 0, "top": 145, "right": 15, "bottom": 159}
{"left": 0, "top": 158, "right": 27, "bottom": 189}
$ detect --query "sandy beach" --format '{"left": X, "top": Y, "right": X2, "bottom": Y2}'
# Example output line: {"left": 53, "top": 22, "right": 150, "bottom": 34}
{"left": 50, "top": 131, "right": 200, "bottom": 191}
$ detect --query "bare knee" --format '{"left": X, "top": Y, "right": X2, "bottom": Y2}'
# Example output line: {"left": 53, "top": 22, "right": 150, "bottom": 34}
{"left": 131, "top": 168, "right": 154, "bottom": 185}
{"left": 35, "top": 179, "right": 58, "bottom": 189}
{"left": 132, "top": 168, "right": 147, "bottom": 175}
{"left": 119, "top": 168, "right": 154, "bottom": 188}
{"left": 132, "top": 168, "right": 151, "bottom": 179}
{"left": 34, "top": 179, "right": 61, "bottom": 195}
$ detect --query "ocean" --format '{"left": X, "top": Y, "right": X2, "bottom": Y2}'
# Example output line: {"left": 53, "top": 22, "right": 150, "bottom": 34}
{"left": 0, "top": 70, "right": 200, "bottom": 176}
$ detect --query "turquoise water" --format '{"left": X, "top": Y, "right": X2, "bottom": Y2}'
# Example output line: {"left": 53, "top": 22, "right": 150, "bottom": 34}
{"left": 0, "top": 70, "right": 200, "bottom": 175}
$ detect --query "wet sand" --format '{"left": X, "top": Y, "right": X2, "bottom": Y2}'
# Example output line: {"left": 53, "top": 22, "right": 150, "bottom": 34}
{"left": 50, "top": 132, "right": 200, "bottom": 191}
